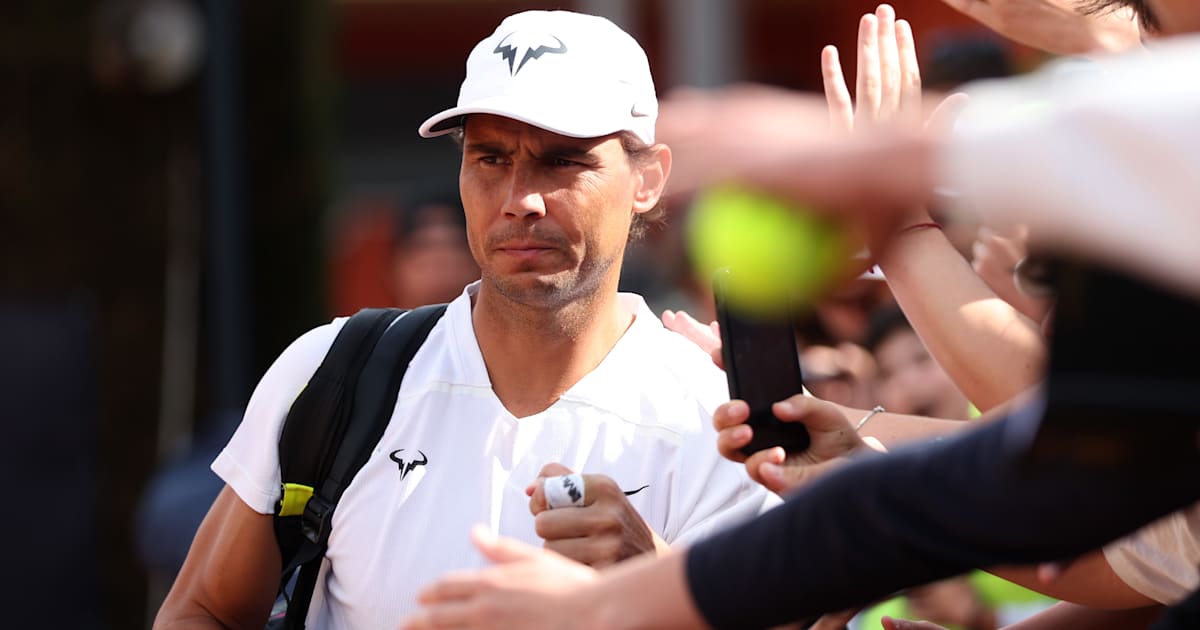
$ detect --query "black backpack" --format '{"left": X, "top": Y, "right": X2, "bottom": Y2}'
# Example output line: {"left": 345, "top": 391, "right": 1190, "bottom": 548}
{"left": 266, "top": 304, "right": 447, "bottom": 629}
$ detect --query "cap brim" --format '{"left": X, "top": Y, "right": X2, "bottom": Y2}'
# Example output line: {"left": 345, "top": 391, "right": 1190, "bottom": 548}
{"left": 418, "top": 94, "right": 635, "bottom": 140}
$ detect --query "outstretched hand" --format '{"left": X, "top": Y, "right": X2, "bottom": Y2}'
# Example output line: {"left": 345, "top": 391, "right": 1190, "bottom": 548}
{"left": 661, "top": 309, "right": 723, "bottom": 369}
{"left": 402, "top": 526, "right": 596, "bottom": 630}
{"left": 714, "top": 395, "right": 876, "bottom": 494}
{"left": 881, "top": 617, "right": 950, "bottom": 630}
{"left": 822, "top": 4, "right": 968, "bottom": 250}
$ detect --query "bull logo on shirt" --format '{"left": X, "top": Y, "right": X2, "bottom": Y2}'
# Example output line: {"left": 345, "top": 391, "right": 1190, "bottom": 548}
{"left": 389, "top": 449, "right": 428, "bottom": 481}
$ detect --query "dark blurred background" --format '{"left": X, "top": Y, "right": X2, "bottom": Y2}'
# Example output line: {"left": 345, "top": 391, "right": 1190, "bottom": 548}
{"left": 0, "top": 1, "right": 1037, "bottom": 626}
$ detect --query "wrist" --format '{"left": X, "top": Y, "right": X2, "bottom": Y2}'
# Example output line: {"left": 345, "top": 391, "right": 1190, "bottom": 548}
{"left": 965, "top": 603, "right": 997, "bottom": 630}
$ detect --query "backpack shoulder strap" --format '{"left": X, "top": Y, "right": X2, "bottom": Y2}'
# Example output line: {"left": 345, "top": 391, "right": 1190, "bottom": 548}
{"left": 274, "top": 303, "right": 448, "bottom": 629}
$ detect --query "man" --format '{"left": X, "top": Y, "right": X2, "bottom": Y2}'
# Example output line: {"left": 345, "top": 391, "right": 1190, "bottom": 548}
{"left": 400, "top": 1, "right": 1200, "bottom": 628}
{"left": 154, "top": 10, "right": 771, "bottom": 629}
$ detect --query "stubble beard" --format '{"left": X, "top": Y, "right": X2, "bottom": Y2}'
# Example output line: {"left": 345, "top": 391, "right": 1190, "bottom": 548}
{"left": 483, "top": 249, "right": 622, "bottom": 337}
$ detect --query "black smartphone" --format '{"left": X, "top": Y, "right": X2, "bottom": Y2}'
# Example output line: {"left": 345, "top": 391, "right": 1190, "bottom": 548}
{"left": 713, "top": 268, "right": 811, "bottom": 457}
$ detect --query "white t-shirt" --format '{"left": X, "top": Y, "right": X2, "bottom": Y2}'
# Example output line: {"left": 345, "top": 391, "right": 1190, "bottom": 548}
{"left": 213, "top": 283, "right": 775, "bottom": 628}
{"left": 1103, "top": 502, "right": 1200, "bottom": 605}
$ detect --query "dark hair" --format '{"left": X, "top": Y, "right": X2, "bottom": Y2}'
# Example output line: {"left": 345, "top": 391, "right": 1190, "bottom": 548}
{"left": 619, "top": 132, "right": 667, "bottom": 242}
{"left": 448, "top": 121, "right": 666, "bottom": 242}
{"left": 923, "top": 36, "right": 1014, "bottom": 89}
{"left": 1079, "top": 0, "right": 1158, "bottom": 32}
{"left": 394, "top": 193, "right": 466, "bottom": 246}
{"left": 864, "top": 307, "right": 915, "bottom": 355}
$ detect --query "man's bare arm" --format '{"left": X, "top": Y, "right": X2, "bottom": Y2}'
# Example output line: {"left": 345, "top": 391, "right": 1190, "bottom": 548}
{"left": 155, "top": 485, "right": 281, "bottom": 629}
{"left": 880, "top": 227, "right": 1046, "bottom": 412}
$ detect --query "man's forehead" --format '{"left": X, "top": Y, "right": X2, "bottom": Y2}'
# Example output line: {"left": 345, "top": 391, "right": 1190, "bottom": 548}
{"left": 463, "top": 114, "right": 618, "bottom": 150}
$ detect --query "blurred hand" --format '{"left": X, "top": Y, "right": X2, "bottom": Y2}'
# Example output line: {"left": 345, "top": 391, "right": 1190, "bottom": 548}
{"left": 971, "top": 225, "right": 1052, "bottom": 323}
{"left": 881, "top": 617, "right": 951, "bottom": 630}
{"left": 906, "top": 578, "right": 997, "bottom": 630}
{"left": 938, "top": 0, "right": 1141, "bottom": 55}
{"left": 661, "top": 309, "right": 723, "bottom": 369}
{"left": 823, "top": 5, "right": 930, "bottom": 132}
{"left": 810, "top": 607, "right": 861, "bottom": 630}
{"left": 714, "top": 395, "right": 869, "bottom": 494}
{"left": 526, "top": 463, "right": 667, "bottom": 567}
{"left": 403, "top": 526, "right": 596, "bottom": 630}
{"left": 822, "top": 4, "right": 969, "bottom": 247}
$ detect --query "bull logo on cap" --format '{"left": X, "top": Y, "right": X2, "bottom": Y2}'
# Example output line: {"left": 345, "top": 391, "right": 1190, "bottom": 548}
{"left": 493, "top": 32, "right": 568, "bottom": 76}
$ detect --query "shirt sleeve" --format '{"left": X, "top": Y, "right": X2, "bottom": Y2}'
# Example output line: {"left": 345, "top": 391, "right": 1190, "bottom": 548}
{"left": 210, "top": 319, "right": 344, "bottom": 514}
{"left": 684, "top": 414, "right": 1200, "bottom": 630}
{"left": 942, "top": 35, "right": 1200, "bottom": 300}
{"left": 1104, "top": 502, "right": 1200, "bottom": 605}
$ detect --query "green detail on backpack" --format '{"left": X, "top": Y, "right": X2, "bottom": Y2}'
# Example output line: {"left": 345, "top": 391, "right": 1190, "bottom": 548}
{"left": 278, "top": 483, "right": 314, "bottom": 517}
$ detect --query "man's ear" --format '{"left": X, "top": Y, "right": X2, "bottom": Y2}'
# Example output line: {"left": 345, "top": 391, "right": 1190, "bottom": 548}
{"left": 632, "top": 144, "right": 672, "bottom": 214}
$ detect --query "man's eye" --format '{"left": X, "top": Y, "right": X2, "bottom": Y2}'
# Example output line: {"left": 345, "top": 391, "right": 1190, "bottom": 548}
{"left": 479, "top": 156, "right": 504, "bottom": 165}
{"left": 552, "top": 157, "right": 580, "bottom": 167}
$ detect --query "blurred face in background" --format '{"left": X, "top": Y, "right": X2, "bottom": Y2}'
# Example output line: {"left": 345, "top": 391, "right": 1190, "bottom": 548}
{"left": 390, "top": 203, "right": 479, "bottom": 309}
{"left": 1147, "top": 0, "right": 1200, "bottom": 34}
{"left": 873, "top": 327, "right": 970, "bottom": 420}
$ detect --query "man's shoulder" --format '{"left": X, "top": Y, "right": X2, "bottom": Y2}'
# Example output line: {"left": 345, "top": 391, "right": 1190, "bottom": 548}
{"left": 616, "top": 300, "right": 729, "bottom": 408}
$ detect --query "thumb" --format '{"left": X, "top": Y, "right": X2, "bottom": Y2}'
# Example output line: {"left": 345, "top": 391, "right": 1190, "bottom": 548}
{"left": 526, "top": 462, "right": 575, "bottom": 495}
{"left": 924, "top": 92, "right": 970, "bottom": 137}
{"left": 470, "top": 524, "right": 541, "bottom": 565}
{"left": 881, "top": 617, "right": 945, "bottom": 630}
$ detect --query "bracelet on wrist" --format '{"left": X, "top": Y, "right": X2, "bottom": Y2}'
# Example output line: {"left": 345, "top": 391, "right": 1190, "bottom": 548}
{"left": 855, "top": 405, "right": 885, "bottom": 432}
{"left": 898, "top": 221, "right": 943, "bottom": 235}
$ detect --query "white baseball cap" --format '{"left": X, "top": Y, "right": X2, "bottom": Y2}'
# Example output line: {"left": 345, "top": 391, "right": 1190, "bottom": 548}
{"left": 418, "top": 10, "right": 658, "bottom": 144}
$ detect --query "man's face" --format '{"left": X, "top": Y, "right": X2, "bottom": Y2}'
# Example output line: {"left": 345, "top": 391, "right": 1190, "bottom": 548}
{"left": 459, "top": 114, "right": 665, "bottom": 308}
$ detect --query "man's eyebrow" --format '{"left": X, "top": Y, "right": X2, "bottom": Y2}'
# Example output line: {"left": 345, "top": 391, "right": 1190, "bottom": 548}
{"left": 463, "top": 141, "right": 511, "bottom": 155}
{"left": 538, "top": 144, "right": 602, "bottom": 162}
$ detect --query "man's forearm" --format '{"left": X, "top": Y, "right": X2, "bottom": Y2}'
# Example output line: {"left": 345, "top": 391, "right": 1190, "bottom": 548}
{"left": 1001, "top": 601, "right": 1163, "bottom": 630}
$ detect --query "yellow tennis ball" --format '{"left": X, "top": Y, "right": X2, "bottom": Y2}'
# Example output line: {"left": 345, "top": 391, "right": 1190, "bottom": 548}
{"left": 687, "top": 185, "right": 852, "bottom": 314}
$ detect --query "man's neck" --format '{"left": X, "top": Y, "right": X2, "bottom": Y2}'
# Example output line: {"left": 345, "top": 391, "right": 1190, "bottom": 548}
{"left": 471, "top": 280, "right": 634, "bottom": 419}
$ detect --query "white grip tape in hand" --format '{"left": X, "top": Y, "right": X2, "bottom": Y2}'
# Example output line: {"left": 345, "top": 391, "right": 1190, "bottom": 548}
{"left": 544, "top": 473, "right": 586, "bottom": 509}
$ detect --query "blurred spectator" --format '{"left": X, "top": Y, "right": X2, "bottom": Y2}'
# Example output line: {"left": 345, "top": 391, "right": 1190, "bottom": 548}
{"left": 328, "top": 194, "right": 478, "bottom": 315}
{"left": 865, "top": 307, "right": 970, "bottom": 420}
{"left": 388, "top": 197, "right": 479, "bottom": 309}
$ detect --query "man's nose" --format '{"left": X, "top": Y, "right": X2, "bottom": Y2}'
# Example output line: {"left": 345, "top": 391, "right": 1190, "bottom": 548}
{"left": 500, "top": 164, "right": 547, "bottom": 219}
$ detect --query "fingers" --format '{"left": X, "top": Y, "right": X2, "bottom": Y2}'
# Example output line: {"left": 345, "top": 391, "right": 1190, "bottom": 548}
{"left": 811, "top": 607, "right": 860, "bottom": 630}
{"left": 541, "top": 535, "right": 621, "bottom": 568}
{"left": 526, "top": 463, "right": 575, "bottom": 511}
{"left": 471, "top": 525, "right": 544, "bottom": 565}
{"left": 708, "top": 321, "right": 724, "bottom": 370}
{"left": 924, "top": 92, "right": 970, "bottom": 136}
{"left": 757, "top": 456, "right": 847, "bottom": 494}
{"left": 862, "top": 436, "right": 888, "bottom": 452}
{"left": 714, "top": 399, "right": 752, "bottom": 463}
{"left": 876, "top": 5, "right": 902, "bottom": 120}
{"left": 821, "top": 46, "right": 854, "bottom": 133}
{"left": 743, "top": 446, "right": 786, "bottom": 488}
{"left": 881, "top": 617, "right": 949, "bottom": 630}
{"left": 401, "top": 601, "right": 475, "bottom": 629}
{"left": 417, "top": 571, "right": 486, "bottom": 604}
{"left": 895, "top": 18, "right": 922, "bottom": 127}
{"left": 855, "top": 12, "right": 881, "bottom": 122}
{"left": 713, "top": 399, "right": 751, "bottom": 431}
{"left": 770, "top": 395, "right": 853, "bottom": 432}
{"left": 661, "top": 309, "right": 722, "bottom": 357}
{"left": 533, "top": 492, "right": 617, "bottom": 541}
